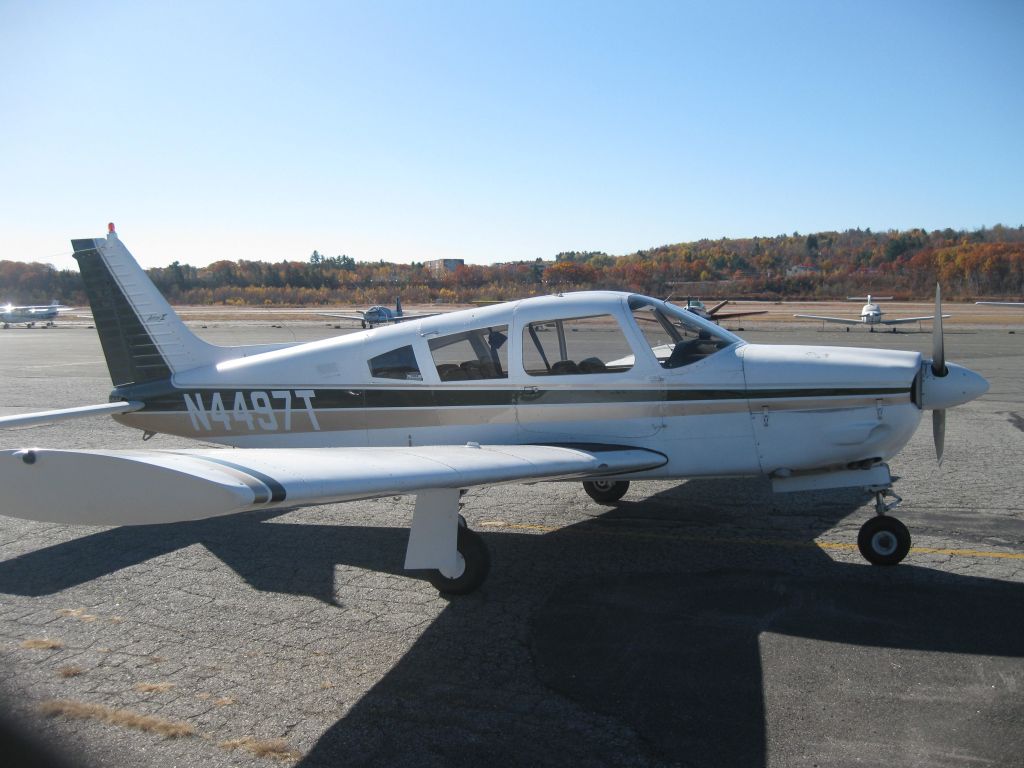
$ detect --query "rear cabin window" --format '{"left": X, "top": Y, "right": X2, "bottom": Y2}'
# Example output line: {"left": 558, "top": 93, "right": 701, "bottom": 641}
{"left": 428, "top": 326, "right": 509, "bottom": 381}
{"left": 368, "top": 345, "right": 422, "bottom": 380}
{"left": 522, "top": 314, "right": 634, "bottom": 376}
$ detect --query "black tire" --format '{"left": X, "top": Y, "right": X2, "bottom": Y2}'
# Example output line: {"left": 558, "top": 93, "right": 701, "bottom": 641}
{"left": 857, "top": 516, "right": 911, "bottom": 566}
{"left": 427, "top": 526, "right": 490, "bottom": 595}
{"left": 582, "top": 479, "right": 630, "bottom": 504}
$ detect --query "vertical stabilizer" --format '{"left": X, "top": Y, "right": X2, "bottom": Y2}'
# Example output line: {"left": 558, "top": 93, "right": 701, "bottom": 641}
{"left": 396, "top": 297, "right": 403, "bottom": 317}
{"left": 72, "top": 226, "right": 223, "bottom": 386}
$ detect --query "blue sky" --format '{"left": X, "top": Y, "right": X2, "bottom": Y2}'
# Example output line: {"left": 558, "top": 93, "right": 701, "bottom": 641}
{"left": 1, "top": 0, "right": 1021, "bottom": 270}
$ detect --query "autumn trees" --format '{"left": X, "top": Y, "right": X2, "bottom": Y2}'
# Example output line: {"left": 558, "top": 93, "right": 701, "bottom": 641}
{"left": 2, "top": 226, "right": 1022, "bottom": 306}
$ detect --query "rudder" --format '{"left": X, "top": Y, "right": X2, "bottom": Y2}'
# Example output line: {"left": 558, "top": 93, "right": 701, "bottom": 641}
{"left": 72, "top": 226, "right": 222, "bottom": 387}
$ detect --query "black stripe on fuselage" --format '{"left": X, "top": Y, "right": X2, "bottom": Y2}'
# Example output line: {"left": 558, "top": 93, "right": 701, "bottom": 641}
{"left": 133, "top": 385, "right": 912, "bottom": 413}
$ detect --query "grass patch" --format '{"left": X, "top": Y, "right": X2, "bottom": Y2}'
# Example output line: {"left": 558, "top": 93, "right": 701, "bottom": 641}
{"left": 134, "top": 682, "right": 175, "bottom": 693}
{"left": 21, "top": 638, "right": 62, "bottom": 650}
{"left": 39, "top": 700, "right": 195, "bottom": 738}
{"left": 220, "top": 736, "right": 302, "bottom": 761}
{"left": 58, "top": 666, "right": 85, "bottom": 678}
{"left": 57, "top": 608, "right": 97, "bottom": 622}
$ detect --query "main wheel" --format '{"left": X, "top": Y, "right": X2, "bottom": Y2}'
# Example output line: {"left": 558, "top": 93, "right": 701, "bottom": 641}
{"left": 582, "top": 479, "right": 630, "bottom": 504}
{"left": 427, "top": 526, "right": 490, "bottom": 595}
{"left": 857, "top": 516, "right": 911, "bottom": 566}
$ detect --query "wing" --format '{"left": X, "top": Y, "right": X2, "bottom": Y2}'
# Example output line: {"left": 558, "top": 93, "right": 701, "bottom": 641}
{"left": 0, "top": 444, "right": 667, "bottom": 526}
{"left": 318, "top": 312, "right": 366, "bottom": 321}
{"left": 793, "top": 314, "right": 862, "bottom": 325}
{"left": 880, "top": 314, "right": 951, "bottom": 325}
{"left": 710, "top": 310, "right": 767, "bottom": 320}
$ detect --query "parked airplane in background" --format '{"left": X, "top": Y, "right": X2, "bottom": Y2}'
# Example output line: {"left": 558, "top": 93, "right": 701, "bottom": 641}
{"left": 795, "top": 295, "right": 950, "bottom": 332}
{"left": 976, "top": 301, "right": 1024, "bottom": 306}
{"left": 321, "top": 297, "right": 443, "bottom": 328}
{"left": 0, "top": 226, "right": 988, "bottom": 595}
{"left": 1, "top": 300, "right": 70, "bottom": 328}
{"left": 672, "top": 297, "right": 767, "bottom": 324}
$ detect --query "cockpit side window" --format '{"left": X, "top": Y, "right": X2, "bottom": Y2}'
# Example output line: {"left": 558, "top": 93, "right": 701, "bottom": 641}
{"left": 368, "top": 345, "right": 422, "bottom": 380}
{"left": 628, "top": 297, "right": 736, "bottom": 369}
{"left": 522, "top": 314, "right": 634, "bottom": 376}
{"left": 428, "top": 326, "right": 509, "bottom": 381}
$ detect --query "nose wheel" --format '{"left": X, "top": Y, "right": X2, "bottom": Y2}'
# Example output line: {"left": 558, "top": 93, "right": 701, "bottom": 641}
{"left": 858, "top": 489, "right": 911, "bottom": 565}
{"left": 582, "top": 479, "right": 630, "bottom": 504}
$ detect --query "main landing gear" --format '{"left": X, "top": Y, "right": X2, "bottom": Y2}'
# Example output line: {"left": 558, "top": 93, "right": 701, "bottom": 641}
{"left": 858, "top": 488, "right": 911, "bottom": 565}
{"left": 427, "top": 515, "right": 491, "bottom": 595}
{"left": 405, "top": 490, "right": 491, "bottom": 596}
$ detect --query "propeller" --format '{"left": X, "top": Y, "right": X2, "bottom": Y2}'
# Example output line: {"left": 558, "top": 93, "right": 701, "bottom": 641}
{"left": 933, "top": 409, "right": 946, "bottom": 465}
{"left": 931, "top": 283, "right": 946, "bottom": 377}
{"left": 931, "top": 282, "right": 947, "bottom": 464}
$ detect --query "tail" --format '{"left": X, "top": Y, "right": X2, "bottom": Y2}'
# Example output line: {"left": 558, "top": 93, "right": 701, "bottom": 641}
{"left": 396, "top": 297, "right": 403, "bottom": 317}
{"left": 72, "top": 225, "right": 223, "bottom": 387}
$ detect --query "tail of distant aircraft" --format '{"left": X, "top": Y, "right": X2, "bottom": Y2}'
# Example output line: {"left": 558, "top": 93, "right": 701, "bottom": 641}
{"left": 396, "top": 297, "right": 403, "bottom": 318}
{"left": 72, "top": 224, "right": 224, "bottom": 387}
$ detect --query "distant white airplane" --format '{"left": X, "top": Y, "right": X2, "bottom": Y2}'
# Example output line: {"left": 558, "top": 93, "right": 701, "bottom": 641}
{"left": 795, "top": 295, "right": 950, "bottom": 332}
{"left": 976, "top": 301, "right": 1024, "bottom": 306}
{"left": 320, "top": 298, "right": 443, "bottom": 328}
{"left": 1, "top": 301, "right": 71, "bottom": 329}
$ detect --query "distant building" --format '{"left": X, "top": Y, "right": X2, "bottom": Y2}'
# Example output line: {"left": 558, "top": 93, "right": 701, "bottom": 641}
{"left": 425, "top": 258, "right": 465, "bottom": 276}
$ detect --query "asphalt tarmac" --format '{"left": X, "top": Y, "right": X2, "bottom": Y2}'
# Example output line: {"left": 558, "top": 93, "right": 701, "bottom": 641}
{"left": 0, "top": 315, "right": 1022, "bottom": 767}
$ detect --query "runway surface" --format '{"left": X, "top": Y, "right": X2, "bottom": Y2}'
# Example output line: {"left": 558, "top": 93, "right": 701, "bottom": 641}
{"left": 0, "top": 316, "right": 1022, "bottom": 767}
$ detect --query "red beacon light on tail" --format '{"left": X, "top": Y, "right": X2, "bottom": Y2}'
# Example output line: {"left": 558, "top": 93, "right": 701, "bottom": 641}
{"left": 108, "top": 222, "right": 116, "bottom": 234}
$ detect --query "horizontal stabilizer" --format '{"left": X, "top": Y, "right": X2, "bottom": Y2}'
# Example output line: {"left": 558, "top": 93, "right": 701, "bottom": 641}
{"left": 0, "top": 444, "right": 666, "bottom": 526}
{"left": 0, "top": 402, "right": 142, "bottom": 429}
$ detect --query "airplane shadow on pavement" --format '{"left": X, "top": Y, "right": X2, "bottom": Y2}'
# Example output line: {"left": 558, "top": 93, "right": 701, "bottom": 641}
{"left": 1, "top": 479, "right": 1023, "bottom": 767}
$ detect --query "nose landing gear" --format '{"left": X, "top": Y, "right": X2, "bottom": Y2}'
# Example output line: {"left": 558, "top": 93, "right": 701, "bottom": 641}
{"left": 858, "top": 488, "right": 911, "bottom": 565}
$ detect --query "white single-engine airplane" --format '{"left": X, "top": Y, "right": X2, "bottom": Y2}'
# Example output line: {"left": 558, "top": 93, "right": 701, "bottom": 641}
{"left": 795, "top": 295, "right": 950, "bottom": 332}
{"left": 1, "top": 300, "right": 71, "bottom": 328}
{"left": 320, "top": 297, "right": 442, "bottom": 329}
{"left": 0, "top": 226, "right": 989, "bottom": 594}
{"left": 976, "top": 301, "right": 1024, "bottom": 307}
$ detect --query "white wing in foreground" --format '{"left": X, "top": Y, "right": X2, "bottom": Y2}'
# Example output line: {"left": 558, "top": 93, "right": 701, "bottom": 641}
{"left": 0, "top": 444, "right": 666, "bottom": 526}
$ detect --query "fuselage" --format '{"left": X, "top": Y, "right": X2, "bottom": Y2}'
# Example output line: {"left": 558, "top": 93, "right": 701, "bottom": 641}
{"left": 111, "top": 292, "right": 953, "bottom": 481}
{"left": 1, "top": 304, "right": 61, "bottom": 327}
{"left": 859, "top": 302, "right": 884, "bottom": 324}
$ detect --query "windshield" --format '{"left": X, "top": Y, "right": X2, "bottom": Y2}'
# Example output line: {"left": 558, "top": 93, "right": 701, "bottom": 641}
{"left": 628, "top": 295, "right": 741, "bottom": 369}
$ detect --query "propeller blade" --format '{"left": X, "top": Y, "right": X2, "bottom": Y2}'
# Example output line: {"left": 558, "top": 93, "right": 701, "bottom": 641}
{"left": 932, "top": 282, "right": 946, "bottom": 376}
{"left": 933, "top": 409, "right": 946, "bottom": 465}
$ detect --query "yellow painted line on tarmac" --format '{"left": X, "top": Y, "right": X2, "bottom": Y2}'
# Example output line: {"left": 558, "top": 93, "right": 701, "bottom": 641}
{"left": 479, "top": 521, "right": 1024, "bottom": 561}
{"left": 908, "top": 546, "right": 1024, "bottom": 560}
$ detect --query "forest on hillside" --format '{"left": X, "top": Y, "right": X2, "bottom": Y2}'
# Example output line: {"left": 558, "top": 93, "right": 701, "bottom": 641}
{"left": 2, "top": 225, "right": 1023, "bottom": 306}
